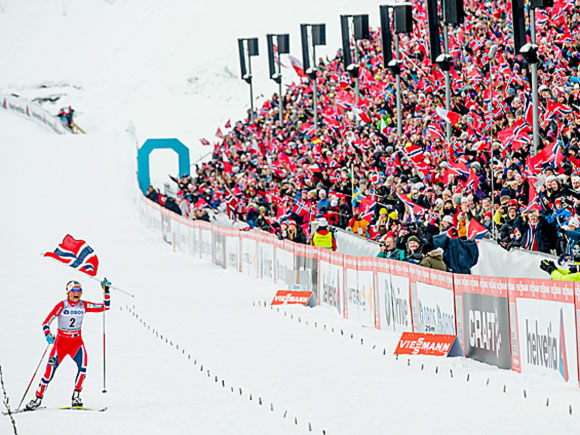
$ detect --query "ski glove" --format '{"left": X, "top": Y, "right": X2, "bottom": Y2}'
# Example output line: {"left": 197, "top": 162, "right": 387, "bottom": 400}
{"left": 569, "top": 265, "right": 579, "bottom": 274}
{"left": 45, "top": 333, "right": 55, "bottom": 345}
{"left": 101, "top": 278, "right": 111, "bottom": 294}
{"left": 539, "top": 259, "right": 557, "bottom": 275}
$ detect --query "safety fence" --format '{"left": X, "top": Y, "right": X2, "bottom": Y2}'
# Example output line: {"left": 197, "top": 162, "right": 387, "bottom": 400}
{"left": 140, "top": 195, "right": 580, "bottom": 388}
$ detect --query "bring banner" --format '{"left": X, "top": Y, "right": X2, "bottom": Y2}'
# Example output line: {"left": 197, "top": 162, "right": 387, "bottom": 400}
{"left": 410, "top": 265, "right": 456, "bottom": 335}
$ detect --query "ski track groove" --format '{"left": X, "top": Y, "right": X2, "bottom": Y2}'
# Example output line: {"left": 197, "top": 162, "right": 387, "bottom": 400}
{"left": 121, "top": 304, "right": 326, "bottom": 434}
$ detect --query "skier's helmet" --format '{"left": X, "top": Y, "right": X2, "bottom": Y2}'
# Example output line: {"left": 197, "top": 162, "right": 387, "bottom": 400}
{"left": 66, "top": 280, "right": 83, "bottom": 293}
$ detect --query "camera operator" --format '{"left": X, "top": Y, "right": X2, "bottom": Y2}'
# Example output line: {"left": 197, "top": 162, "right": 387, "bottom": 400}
{"left": 377, "top": 233, "right": 404, "bottom": 261}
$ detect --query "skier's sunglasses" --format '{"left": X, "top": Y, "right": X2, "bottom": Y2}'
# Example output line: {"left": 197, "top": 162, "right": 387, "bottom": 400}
{"left": 69, "top": 287, "right": 83, "bottom": 293}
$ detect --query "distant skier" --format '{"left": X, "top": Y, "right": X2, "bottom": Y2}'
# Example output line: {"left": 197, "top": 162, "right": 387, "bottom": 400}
{"left": 25, "top": 278, "right": 111, "bottom": 410}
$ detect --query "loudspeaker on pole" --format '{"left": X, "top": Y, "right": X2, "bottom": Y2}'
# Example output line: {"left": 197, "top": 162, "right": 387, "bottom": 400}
{"left": 394, "top": 4, "right": 413, "bottom": 34}
{"left": 443, "top": 0, "right": 464, "bottom": 25}
{"left": 379, "top": 5, "right": 393, "bottom": 67}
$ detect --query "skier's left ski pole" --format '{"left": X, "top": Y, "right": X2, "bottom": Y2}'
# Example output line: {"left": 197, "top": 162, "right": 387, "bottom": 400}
{"left": 17, "top": 343, "right": 50, "bottom": 410}
{"left": 102, "top": 308, "right": 107, "bottom": 393}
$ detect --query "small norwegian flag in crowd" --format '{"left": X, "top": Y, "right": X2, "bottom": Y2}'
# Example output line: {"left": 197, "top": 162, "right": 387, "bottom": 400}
{"left": 215, "top": 128, "right": 224, "bottom": 139}
{"left": 225, "top": 119, "right": 231, "bottom": 129}
{"left": 200, "top": 138, "right": 211, "bottom": 146}
{"left": 44, "top": 234, "right": 100, "bottom": 277}
{"left": 467, "top": 219, "right": 488, "bottom": 241}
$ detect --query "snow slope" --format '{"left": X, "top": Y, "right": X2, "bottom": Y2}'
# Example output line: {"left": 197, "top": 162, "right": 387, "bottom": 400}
{"left": 1, "top": 1, "right": 580, "bottom": 434}
{"left": 2, "top": 97, "right": 580, "bottom": 435}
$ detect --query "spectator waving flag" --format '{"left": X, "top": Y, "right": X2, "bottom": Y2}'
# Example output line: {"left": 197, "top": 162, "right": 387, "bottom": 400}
{"left": 467, "top": 219, "right": 488, "bottom": 241}
{"left": 44, "top": 234, "right": 100, "bottom": 277}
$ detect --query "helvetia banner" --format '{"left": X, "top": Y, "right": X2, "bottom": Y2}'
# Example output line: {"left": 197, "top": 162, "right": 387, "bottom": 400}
{"left": 509, "top": 278, "right": 578, "bottom": 385}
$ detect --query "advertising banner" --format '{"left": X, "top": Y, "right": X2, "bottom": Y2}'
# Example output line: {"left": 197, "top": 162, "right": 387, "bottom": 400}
{"left": 225, "top": 231, "right": 239, "bottom": 271}
{"left": 213, "top": 229, "right": 226, "bottom": 269}
{"left": 190, "top": 223, "right": 200, "bottom": 258}
{"left": 241, "top": 233, "right": 258, "bottom": 278}
{"left": 318, "top": 249, "right": 340, "bottom": 314}
{"left": 376, "top": 259, "right": 412, "bottom": 334}
{"left": 344, "top": 256, "right": 375, "bottom": 327}
{"left": 200, "top": 227, "right": 213, "bottom": 263}
{"left": 271, "top": 290, "right": 316, "bottom": 306}
{"left": 508, "top": 277, "right": 578, "bottom": 386}
{"left": 258, "top": 233, "right": 275, "bottom": 281}
{"left": 274, "top": 239, "right": 294, "bottom": 286}
{"left": 394, "top": 332, "right": 463, "bottom": 357}
{"left": 0, "top": 93, "right": 70, "bottom": 134}
{"left": 161, "top": 210, "right": 172, "bottom": 244}
{"left": 455, "top": 275, "right": 511, "bottom": 369}
{"left": 411, "top": 265, "right": 456, "bottom": 335}
{"left": 357, "top": 257, "right": 376, "bottom": 328}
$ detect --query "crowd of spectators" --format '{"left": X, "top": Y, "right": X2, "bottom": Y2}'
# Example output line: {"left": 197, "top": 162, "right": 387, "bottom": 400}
{"left": 148, "top": 0, "right": 580, "bottom": 272}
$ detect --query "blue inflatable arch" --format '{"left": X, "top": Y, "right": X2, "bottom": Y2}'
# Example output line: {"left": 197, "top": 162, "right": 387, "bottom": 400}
{"left": 137, "top": 138, "right": 191, "bottom": 195}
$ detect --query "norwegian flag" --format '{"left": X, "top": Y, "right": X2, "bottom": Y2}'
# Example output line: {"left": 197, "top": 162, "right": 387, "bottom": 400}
{"left": 216, "top": 128, "right": 224, "bottom": 139}
{"left": 467, "top": 218, "right": 488, "bottom": 241}
{"left": 427, "top": 124, "right": 444, "bottom": 141}
{"left": 359, "top": 195, "right": 377, "bottom": 222}
{"left": 545, "top": 100, "right": 572, "bottom": 121}
{"left": 436, "top": 106, "right": 462, "bottom": 126}
{"left": 200, "top": 138, "right": 211, "bottom": 147}
{"left": 292, "top": 200, "right": 311, "bottom": 219}
{"left": 225, "top": 119, "right": 231, "bottom": 129}
{"left": 396, "top": 193, "right": 426, "bottom": 216}
{"left": 466, "top": 169, "right": 480, "bottom": 192}
{"left": 288, "top": 55, "right": 307, "bottom": 79}
{"left": 44, "top": 234, "right": 100, "bottom": 277}
{"left": 447, "top": 159, "right": 470, "bottom": 178}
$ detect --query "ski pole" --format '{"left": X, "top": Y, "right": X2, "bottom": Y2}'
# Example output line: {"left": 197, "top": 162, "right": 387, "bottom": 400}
{"left": 17, "top": 343, "right": 50, "bottom": 410}
{"left": 102, "top": 309, "right": 107, "bottom": 393}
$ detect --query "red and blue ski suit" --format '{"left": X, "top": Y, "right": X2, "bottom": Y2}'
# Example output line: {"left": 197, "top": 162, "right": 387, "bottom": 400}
{"left": 35, "top": 295, "right": 110, "bottom": 398}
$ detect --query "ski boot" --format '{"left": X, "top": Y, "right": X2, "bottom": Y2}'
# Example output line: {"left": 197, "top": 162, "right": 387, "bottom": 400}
{"left": 71, "top": 391, "right": 83, "bottom": 407}
{"left": 24, "top": 396, "right": 42, "bottom": 411}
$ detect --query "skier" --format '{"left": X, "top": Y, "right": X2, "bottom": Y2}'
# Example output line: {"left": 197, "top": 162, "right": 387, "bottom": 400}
{"left": 24, "top": 278, "right": 111, "bottom": 410}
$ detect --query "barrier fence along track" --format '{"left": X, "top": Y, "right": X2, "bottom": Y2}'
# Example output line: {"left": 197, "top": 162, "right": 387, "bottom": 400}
{"left": 139, "top": 195, "right": 580, "bottom": 389}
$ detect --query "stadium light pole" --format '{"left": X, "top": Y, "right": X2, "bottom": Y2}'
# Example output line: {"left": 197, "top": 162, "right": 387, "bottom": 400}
{"left": 489, "top": 44, "right": 498, "bottom": 237}
{"left": 237, "top": 38, "right": 259, "bottom": 123}
{"left": 301, "top": 24, "right": 326, "bottom": 129}
{"left": 267, "top": 34, "right": 290, "bottom": 125}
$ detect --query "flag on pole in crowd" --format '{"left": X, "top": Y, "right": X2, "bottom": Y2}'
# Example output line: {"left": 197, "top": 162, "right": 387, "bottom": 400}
{"left": 288, "top": 55, "right": 307, "bottom": 79}
{"left": 225, "top": 119, "right": 231, "bottom": 129}
{"left": 467, "top": 218, "right": 488, "bottom": 241}
{"left": 215, "top": 128, "right": 224, "bottom": 139}
{"left": 359, "top": 195, "right": 377, "bottom": 222}
{"left": 200, "top": 138, "right": 211, "bottom": 146}
{"left": 435, "top": 106, "right": 462, "bottom": 126}
{"left": 44, "top": 234, "right": 100, "bottom": 277}
{"left": 396, "top": 193, "right": 426, "bottom": 216}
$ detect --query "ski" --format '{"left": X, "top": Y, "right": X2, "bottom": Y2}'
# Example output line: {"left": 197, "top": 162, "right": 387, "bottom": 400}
{"left": 59, "top": 406, "right": 108, "bottom": 412}
{"left": 2, "top": 406, "right": 107, "bottom": 415}
{"left": 2, "top": 406, "right": 46, "bottom": 415}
